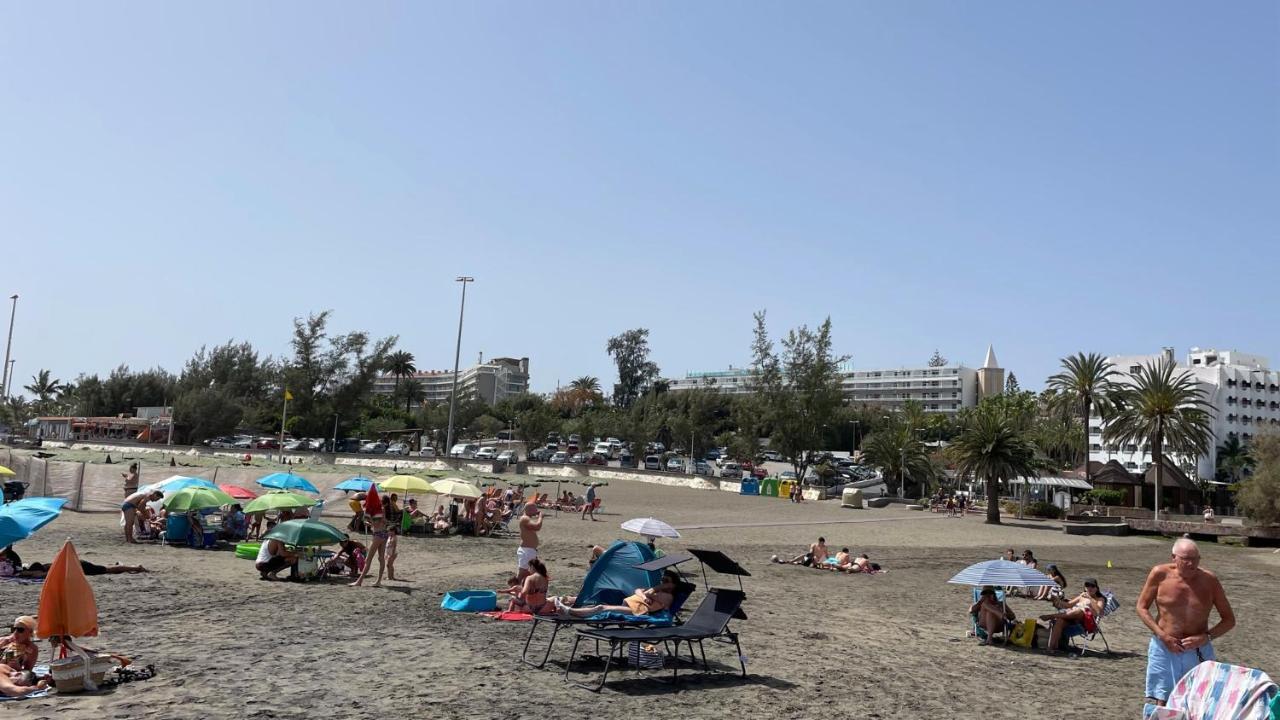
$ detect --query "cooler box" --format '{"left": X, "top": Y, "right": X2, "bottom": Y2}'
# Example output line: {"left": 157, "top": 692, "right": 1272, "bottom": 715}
{"left": 441, "top": 590, "right": 497, "bottom": 613}
{"left": 739, "top": 478, "right": 759, "bottom": 495}
{"left": 235, "top": 542, "right": 261, "bottom": 560}
{"left": 165, "top": 514, "right": 190, "bottom": 543}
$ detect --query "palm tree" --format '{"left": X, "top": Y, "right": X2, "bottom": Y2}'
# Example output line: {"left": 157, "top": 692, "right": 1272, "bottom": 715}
{"left": 24, "top": 369, "right": 63, "bottom": 403}
{"left": 861, "top": 426, "right": 932, "bottom": 498}
{"left": 1046, "top": 352, "right": 1117, "bottom": 487}
{"left": 947, "top": 400, "right": 1041, "bottom": 524}
{"left": 385, "top": 351, "right": 416, "bottom": 396}
{"left": 1214, "top": 433, "right": 1253, "bottom": 484}
{"left": 402, "top": 378, "right": 425, "bottom": 413}
{"left": 570, "top": 376, "right": 601, "bottom": 394}
{"left": 1104, "top": 358, "right": 1214, "bottom": 520}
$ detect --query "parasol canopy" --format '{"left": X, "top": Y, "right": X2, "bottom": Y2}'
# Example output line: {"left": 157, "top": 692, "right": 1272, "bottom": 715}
{"left": 36, "top": 540, "right": 98, "bottom": 639}
{"left": 140, "top": 475, "right": 218, "bottom": 494}
{"left": 431, "top": 478, "right": 483, "bottom": 499}
{"left": 379, "top": 475, "right": 437, "bottom": 495}
{"left": 218, "top": 484, "right": 258, "bottom": 500}
{"left": 256, "top": 472, "right": 319, "bottom": 494}
{"left": 261, "top": 519, "right": 346, "bottom": 547}
{"left": 621, "top": 517, "right": 680, "bottom": 539}
{"left": 243, "top": 491, "right": 316, "bottom": 514}
{"left": 0, "top": 497, "right": 67, "bottom": 547}
{"left": 947, "top": 560, "right": 1057, "bottom": 588}
{"left": 334, "top": 477, "right": 375, "bottom": 492}
{"left": 163, "top": 487, "right": 235, "bottom": 513}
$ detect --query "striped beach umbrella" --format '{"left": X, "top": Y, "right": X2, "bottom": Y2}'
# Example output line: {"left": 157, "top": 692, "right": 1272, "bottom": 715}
{"left": 947, "top": 559, "right": 1056, "bottom": 587}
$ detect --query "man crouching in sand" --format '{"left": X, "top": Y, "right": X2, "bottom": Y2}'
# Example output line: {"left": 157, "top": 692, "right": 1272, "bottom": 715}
{"left": 517, "top": 502, "right": 543, "bottom": 582}
{"left": 1136, "top": 538, "right": 1235, "bottom": 708}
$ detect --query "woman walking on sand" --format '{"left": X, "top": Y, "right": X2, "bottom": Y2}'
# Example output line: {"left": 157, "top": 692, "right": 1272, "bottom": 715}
{"left": 350, "top": 490, "right": 388, "bottom": 588}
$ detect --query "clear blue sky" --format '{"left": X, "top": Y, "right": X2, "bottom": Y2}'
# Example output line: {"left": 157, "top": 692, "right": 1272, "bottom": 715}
{"left": 2, "top": 2, "right": 1277, "bottom": 394}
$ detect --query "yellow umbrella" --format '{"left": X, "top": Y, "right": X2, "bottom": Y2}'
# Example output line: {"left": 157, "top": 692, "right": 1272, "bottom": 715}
{"left": 0, "top": 465, "right": 15, "bottom": 477}
{"left": 379, "top": 475, "right": 437, "bottom": 495}
{"left": 431, "top": 478, "right": 483, "bottom": 499}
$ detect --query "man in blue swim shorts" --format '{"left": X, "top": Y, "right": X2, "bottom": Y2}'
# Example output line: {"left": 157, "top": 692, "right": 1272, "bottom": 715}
{"left": 1136, "top": 538, "right": 1235, "bottom": 709}
{"left": 121, "top": 489, "right": 163, "bottom": 544}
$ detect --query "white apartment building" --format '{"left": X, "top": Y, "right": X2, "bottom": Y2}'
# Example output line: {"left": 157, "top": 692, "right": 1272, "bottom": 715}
{"left": 1088, "top": 347, "right": 1278, "bottom": 479}
{"left": 666, "top": 346, "right": 1005, "bottom": 415}
{"left": 372, "top": 356, "right": 529, "bottom": 409}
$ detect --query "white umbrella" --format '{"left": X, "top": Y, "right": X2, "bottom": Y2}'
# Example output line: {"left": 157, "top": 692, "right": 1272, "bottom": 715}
{"left": 430, "top": 478, "right": 483, "bottom": 499}
{"left": 620, "top": 517, "right": 680, "bottom": 539}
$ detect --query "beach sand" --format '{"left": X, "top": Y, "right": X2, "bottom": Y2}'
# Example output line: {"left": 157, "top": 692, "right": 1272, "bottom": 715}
{"left": 3, "top": 479, "right": 1277, "bottom": 720}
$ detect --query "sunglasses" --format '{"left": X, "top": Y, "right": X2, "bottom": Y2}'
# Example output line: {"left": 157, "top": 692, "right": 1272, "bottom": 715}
{"left": 10, "top": 626, "right": 29, "bottom": 633}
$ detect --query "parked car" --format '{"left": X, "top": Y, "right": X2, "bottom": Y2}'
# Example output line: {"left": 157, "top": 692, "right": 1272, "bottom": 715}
{"left": 209, "top": 436, "right": 239, "bottom": 449}
{"left": 496, "top": 430, "right": 514, "bottom": 441}
{"left": 334, "top": 437, "right": 363, "bottom": 453}
{"left": 449, "top": 443, "right": 480, "bottom": 458}
{"left": 752, "top": 465, "right": 769, "bottom": 479}
{"left": 568, "top": 453, "right": 588, "bottom": 464}
{"left": 593, "top": 442, "right": 615, "bottom": 459}
{"left": 704, "top": 448, "right": 721, "bottom": 462}
{"left": 545, "top": 443, "right": 559, "bottom": 452}
{"left": 550, "top": 451, "right": 569, "bottom": 464}
{"left": 527, "top": 448, "right": 548, "bottom": 462}
{"left": 586, "top": 453, "right": 607, "bottom": 466}
{"left": 497, "top": 450, "right": 518, "bottom": 464}
{"left": 720, "top": 462, "right": 743, "bottom": 479}
{"left": 475, "top": 447, "right": 499, "bottom": 460}
{"left": 360, "top": 441, "right": 387, "bottom": 454}
{"left": 665, "top": 458, "right": 686, "bottom": 473}
{"left": 780, "top": 470, "right": 798, "bottom": 482}
{"left": 386, "top": 442, "right": 410, "bottom": 456}
{"left": 306, "top": 438, "right": 326, "bottom": 451}
{"left": 283, "top": 439, "right": 305, "bottom": 451}
{"left": 693, "top": 460, "right": 714, "bottom": 476}
{"left": 568, "top": 434, "right": 581, "bottom": 445}
{"left": 547, "top": 432, "right": 561, "bottom": 444}
{"left": 566, "top": 443, "right": 580, "bottom": 455}
{"left": 643, "top": 455, "right": 662, "bottom": 471}
{"left": 256, "top": 438, "right": 280, "bottom": 450}
{"left": 419, "top": 446, "right": 437, "bottom": 458}
{"left": 759, "top": 450, "right": 782, "bottom": 462}
{"left": 233, "top": 436, "right": 253, "bottom": 449}
{"left": 619, "top": 452, "right": 636, "bottom": 468}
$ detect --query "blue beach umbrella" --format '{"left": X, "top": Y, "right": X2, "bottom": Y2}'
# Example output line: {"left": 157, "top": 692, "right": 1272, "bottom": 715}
{"left": 0, "top": 497, "right": 68, "bottom": 547}
{"left": 334, "top": 476, "right": 375, "bottom": 492}
{"left": 947, "top": 559, "right": 1056, "bottom": 588}
{"left": 256, "top": 472, "right": 319, "bottom": 494}
{"left": 140, "top": 476, "right": 219, "bottom": 494}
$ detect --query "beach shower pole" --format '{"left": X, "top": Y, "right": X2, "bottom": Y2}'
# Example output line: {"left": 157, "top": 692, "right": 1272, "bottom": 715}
{"left": 1, "top": 294, "right": 16, "bottom": 399}
{"left": 444, "top": 276, "right": 474, "bottom": 458}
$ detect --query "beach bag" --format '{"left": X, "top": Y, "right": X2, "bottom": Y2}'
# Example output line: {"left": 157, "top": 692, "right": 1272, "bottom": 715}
{"left": 1009, "top": 619, "right": 1036, "bottom": 648}
{"left": 628, "top": 641, "right": 663, "bottom": 669}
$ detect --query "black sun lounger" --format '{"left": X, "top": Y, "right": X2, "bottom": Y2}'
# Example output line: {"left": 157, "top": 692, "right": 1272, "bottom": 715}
{"left": 564, "top": 588, "right": 747, "bottom": 691}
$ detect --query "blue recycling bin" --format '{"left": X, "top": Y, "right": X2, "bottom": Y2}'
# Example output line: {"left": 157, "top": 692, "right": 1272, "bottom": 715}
{"left": 165, "top": 514, "right": 190, "bottom": 543}
{"left": 740, "top": 478, "right": 759, "bottom": 495}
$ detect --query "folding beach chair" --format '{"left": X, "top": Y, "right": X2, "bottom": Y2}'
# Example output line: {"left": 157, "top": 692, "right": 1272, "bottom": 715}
{"left": 565, "top": 588, "right": 748, "bottom": 691}
{"left": 1158, "top": 661, "right": 1277, "bottom": 719}
{"left": 520, "top": 540, "right": 668, "bottom": 669}
{"left": 1064, "top": 589, "right": 1119, "bottom": 655}
{"left": 969, "top": 588, "right": 1012, "bottom": 644}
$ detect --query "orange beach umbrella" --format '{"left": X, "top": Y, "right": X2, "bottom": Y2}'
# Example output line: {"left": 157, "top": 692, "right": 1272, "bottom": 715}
{"left": 37, "top": 540, "right": 99, "bottom": 640}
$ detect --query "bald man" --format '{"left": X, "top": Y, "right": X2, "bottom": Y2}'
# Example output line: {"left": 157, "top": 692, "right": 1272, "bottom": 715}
{"left": 1136, "top": 538, "right": 1235, "bottom": 708}
{"left": 516, "top": 502, "right": 543, "bottom": 581}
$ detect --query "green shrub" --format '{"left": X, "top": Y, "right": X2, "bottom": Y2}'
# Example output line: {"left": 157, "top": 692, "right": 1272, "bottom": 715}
{"left": 1083, "top": 489, "right": 1125, "bottom": 506}
{"left": 1027, "top": 501, "right": 1063, "bottom": 519}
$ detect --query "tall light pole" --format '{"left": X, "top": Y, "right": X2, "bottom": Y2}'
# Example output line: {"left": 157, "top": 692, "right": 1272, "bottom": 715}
{"left": 444, "top": 276, "right": 474, "bottom": 457}
{"left": 1, "top": 294, "right": 17, "bottom": 399}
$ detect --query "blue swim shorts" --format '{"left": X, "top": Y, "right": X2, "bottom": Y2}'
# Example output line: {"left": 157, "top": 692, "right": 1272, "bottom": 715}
{"left": 1145, "top": 635, "right": 1214, "bottom": 703}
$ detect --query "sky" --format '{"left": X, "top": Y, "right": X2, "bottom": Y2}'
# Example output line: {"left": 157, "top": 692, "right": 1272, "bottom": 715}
{"left": 1, "top": 2, "right": 1277, "bottom": 395}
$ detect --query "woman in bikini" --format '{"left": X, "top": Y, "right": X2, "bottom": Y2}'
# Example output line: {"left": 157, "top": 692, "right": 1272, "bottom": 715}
{"left": 506, "top": 558, "right": 555, "bottom": 614}
{"left": 1039, "top": 578, "right": 1105, "bottom": 653}
{"left": 554, "top": 571, "right": 679, "bottom": 617}
{"left": 350, "top": 492, "right": 389, "bottom": 588}
{"left": 384, "top": 494, "right": 402, "bottom": 581}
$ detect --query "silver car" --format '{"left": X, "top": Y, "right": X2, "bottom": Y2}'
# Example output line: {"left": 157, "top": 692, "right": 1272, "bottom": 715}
{"left": 385, "top": 442, "right": 410, "bottom": 456}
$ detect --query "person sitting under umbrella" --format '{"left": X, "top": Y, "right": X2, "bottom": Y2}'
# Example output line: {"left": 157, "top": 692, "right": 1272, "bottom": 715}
{"left": 553, "top": 571, "right": 679, "bottom": 618}
{"left": 254, "top": 520, "right": 299, "bottom": 581}
{"left": 969, "top": 587, "right": 1015, "bottom": 645}
{"left": 221, "top": 504, "right": 248, "bottom": 541}
{"left": 0, "top": 617, "right": 39, "bottom": 672}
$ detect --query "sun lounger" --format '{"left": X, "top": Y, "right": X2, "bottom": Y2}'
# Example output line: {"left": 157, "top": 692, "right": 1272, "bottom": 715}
{"left": 1062, "top": 589, "right": 1119, "bottom": 655}
{"left": 564, "top": 588, "right": 747, "bottom": 691}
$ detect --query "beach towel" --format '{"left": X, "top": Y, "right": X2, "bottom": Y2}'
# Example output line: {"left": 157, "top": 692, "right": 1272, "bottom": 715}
{"left": 0, "top": 664, "right": 53, "bottom": 701}
{"left": 478, "top": 611, "right": 536, "bottom": 622}
{"left": 1162, "top": 661, "right": 1278, "bottom": 720}
{"left": 0, "top": 576, "right": 44, "bottom": 585}
{"left": 583, "top": 609, "right": 675, "bottom": 626}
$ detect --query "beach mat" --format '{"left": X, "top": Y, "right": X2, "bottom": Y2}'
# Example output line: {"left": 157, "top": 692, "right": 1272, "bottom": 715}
{"left": 478, "top": 611, "right": 535, "bottom": 622}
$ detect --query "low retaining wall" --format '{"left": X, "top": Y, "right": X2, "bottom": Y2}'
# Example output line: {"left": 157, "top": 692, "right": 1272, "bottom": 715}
{"left": 1124, "top": 518, "right": 1280, "bottom": 544}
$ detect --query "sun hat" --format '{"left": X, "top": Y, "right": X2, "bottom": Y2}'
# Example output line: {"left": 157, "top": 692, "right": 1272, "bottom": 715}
{"left": 12, "top": 616, "right": 36, "bottom": 632}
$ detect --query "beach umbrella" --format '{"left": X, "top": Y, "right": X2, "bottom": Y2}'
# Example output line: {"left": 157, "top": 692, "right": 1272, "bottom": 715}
{"left": 947, "top": 560, "right": 1057, "bottom": 588}
{"left": 0, "top": 497, "right": 67, "bottom": 547}
{"left": 431, "top": 478, "right": 483, "bottom": 499}
{"left": 163, "top": 487, "right": 236, "bottom": 513}
{"left": 243, "top": 491, "right": 316, "bottom": 514}
{"left": 621, "top": 517, "right": 681, "bottom": 539}
{"left": 379, "top": 475, "right": 437, "bottom": 495}
{"left": 0, "top": 465, "right": 15, "bottom": 476}
{"left": 218, "top": 484, "right": 258, "bottom": 500}
{"left": 140, "top": 475, "right": 218, "bottom": 494}
{"left": 334, "top": 477, "right": 375, "bottom": 492}
{"left": 256, "top": 472, "right": 319, "bottom": 494}
{"left": 262, "top": 519, "right": 346, "bottom": 547}
{"left": 36, "top": 540, "right": 101, "bottom": 689}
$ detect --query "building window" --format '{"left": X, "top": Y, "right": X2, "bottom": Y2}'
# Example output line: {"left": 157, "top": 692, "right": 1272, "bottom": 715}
{"left": 1129, "top": 365, "right": 1141, "bottom": 374}
{"left": 1125, "top": 461, "right": 1138, "bottom": 469}
{"left": 1090, "top": 443, "right": 1101, "bottom": 451}
{"left": 1124, "top": 444, "right": 1137, "bottom": 452}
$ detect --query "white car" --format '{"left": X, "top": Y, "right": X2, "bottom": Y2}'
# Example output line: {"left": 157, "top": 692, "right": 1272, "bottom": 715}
{"left": 449, "top": 443, "right": 479, "bottom": 458}
{"left": 665, "top": 458, "right": 686, "bottom": 473}
{"left": 593, "top": 442, "right": 615, "bottom": 459}
{"left": 497, "top": 450, "right": 518, "bottom": 464}
{"left": 385, "top": 442, "right": 410, "bottom": 456}
{"left": 550, "top": 451, "right": 569, "bottom": 464}
{"left": 419, "top": 446, "right": 437, "bottom": 458}
{"left": 720, "top": 462, "right": 743, "bottom": 479}
{"left": 475, "top": 447, "right": 499, "bottom": 460}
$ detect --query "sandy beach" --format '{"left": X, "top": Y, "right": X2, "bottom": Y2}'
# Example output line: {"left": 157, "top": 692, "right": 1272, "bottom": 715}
{"left": 3, "top": 478, "right": 1277, "bottom": 720}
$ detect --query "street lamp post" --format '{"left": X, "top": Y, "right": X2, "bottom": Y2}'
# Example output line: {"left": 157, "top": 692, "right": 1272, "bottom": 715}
{"left": 1, "top": 294, "right": 17, "bottom": 399}
{"left": 851, "top": 420, "right": 860, "bottom": 455}
{"left": 331, "top": 414, "right": 340, "bottom": 453}
{"left": 444, "top": 276, "right": 474, "bottom": 459}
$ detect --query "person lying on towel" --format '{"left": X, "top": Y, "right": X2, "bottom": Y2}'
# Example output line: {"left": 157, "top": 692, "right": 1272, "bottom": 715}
{"left": 553, "top": 571, "right": 678, "bottom": 618}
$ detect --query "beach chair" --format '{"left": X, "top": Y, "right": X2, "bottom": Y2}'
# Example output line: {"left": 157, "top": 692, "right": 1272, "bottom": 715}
{"left": 1063, "top": 590, "right": 1119, "bottom": 655}
{"left": 1157, "top": 660, "right": 1277, "bottom": 720}
{"left": 520, "top": 540, "right": 671, "bottom": 669}
{"left": 564, "top": 588, "right": 747, "bottom": 691}
{"left": 969, "top": 587, "right": 1012, "bottom": 644}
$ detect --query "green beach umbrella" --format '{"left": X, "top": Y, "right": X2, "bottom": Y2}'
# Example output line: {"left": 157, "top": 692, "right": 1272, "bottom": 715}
{"left": 163, "top": 487, "right": 236, "bottom": 513}
{"left": 505, "top": 478, "right": 542, "bottom": 488}
{"left": 261, "top": 519, "right": 346, "bottom": 547}
{"left": 243, "top": 491, "right": 315, "bottom": 514}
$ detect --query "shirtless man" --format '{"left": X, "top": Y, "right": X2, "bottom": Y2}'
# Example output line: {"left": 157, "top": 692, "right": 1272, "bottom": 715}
{"left": 810, "top": 537, "right": 830, "bottom": 567}
{"left": 1136, "top": 538, "right": 1235, "bottom": 708}
{"left": 121, "top": 489, "right": 163, "bottom": 543}
{"left": 516, "top": 502, "right": 543, "bottom": 581}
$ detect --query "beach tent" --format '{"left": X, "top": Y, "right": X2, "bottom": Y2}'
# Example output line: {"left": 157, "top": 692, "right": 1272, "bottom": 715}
{"left": 576, "top": 540, "right": 659, "bottom": 605}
